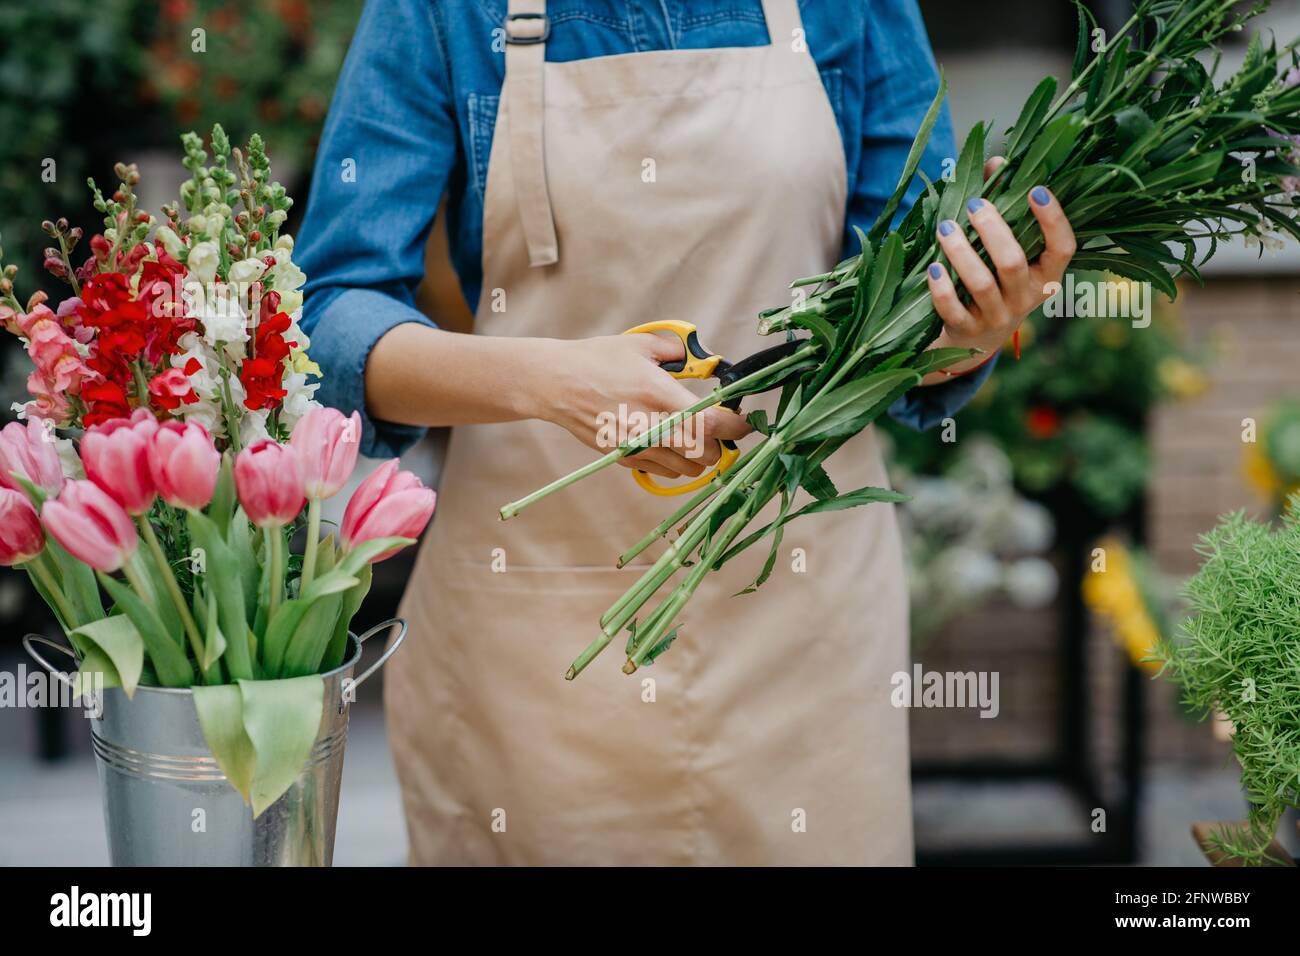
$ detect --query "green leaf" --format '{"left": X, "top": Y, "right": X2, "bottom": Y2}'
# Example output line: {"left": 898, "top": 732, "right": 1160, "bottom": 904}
{"left": 97, "top": 573, "right": 193, "bottom": 687}
{"left": 868, "top": 71, "right": 948, "bottom": 242}
{"left": 1114, "top": 106, "right": 1154, "bottom": 153}
{"left": 188, "top": 511, "right": 253, "bottom": 680}
{"left": 746, "top": 409, "right": 770, "bottom": 435}
{"left": 786, "top": 368, "right": 920, "bottom": 442}
{"left": 192, "top": 684, "right": 256, "bottom": 803}
{"left": 70, "top": 615, "right": 143, "bottom": 698}
{"left": 911, "top": 347, "right": 978, "bottom": 377}
{"left": 238, "top": 675, "right": 324, "bottom": 817}
{"left": 323, "top": 563, "right": 372, "bottom": 672}
{"left": 800, "top": 464, "right": 838, "bottom": 501}
{"left": 45, "top": 536, "right": 103, "bottom": 628}
{"left": 281, "top": 593, "right": 344, "bottom": 678}
{"left": 207, "top": 454, "right": 236, "bottom": 540}
{"left": 1068, "top": 254, "right": 1178, "bottom": 301}
{"left": 1070, "top": 2, "right": 1089, "bottom": 80}
{"left": 939, "top": 121, "right": 987, "bottom": 225}
{"left": 334, "top": 537, "right": 414, "bottom": 579}
{"left": 1004, "top": 76, "right": 1057, "bottom": 160}
{"left": 851, "top": 232, "right": 905, "bottom": 353}
{"left": 1010, "top": 113, "right": 1086, "bottom": 193}
{"left": 1139, "top": 151, "right": 1224, "bottom": 194}
{"left": 75, "top": 642, "right": 121, "bottom": 699}
{"left": 641, "top": 628, "right": 678, "bottom": 666}
{"left": 229, "top": 509, "right": 260, "bottom": 631}
{"left": 261, "top": 569, "right": 359, "bottom": 676}
{"left": 201, "top": 589, "right": 227, "bottom": 673}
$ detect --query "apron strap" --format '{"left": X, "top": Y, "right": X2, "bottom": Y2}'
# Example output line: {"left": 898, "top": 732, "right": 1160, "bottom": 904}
{"left": 504, "top": 0, "right": 559, "bottom": 267}
{"left": 760, "top": 0, "right": 804, "bottom": 47}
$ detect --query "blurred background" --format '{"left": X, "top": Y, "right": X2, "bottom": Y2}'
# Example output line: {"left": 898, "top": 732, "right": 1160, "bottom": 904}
{"left": 2, "top": 0, "right": 1298, "bottom": 865}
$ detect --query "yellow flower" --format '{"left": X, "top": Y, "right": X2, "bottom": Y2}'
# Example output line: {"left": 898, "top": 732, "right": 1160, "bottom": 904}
{"left": 1082, "top": 538, "right": 1162, "bottom": 674}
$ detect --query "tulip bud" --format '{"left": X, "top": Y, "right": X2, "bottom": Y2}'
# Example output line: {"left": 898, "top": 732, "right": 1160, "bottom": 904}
{"left": 42, "top": 480, "right": 138, "bottom": 573}
{"left": 80, "top": 409, "right": 158, "bottom": 515}
{"left": 290, "top": 408, "right": 361, "bottom": 501}
{"left": 149, "top": 421, "right": 220, "bottom": 510}
{"left": 234, "top": 439, "right": 305, "bottom": 529}
{"left": 0, "top": 419, "right": 65, "bottom": 496}
{"left": 340, "top": 460, "right": 436, "bottom": 562}
{"left": 0, "top": 488, "right": 44, "bottom": 566}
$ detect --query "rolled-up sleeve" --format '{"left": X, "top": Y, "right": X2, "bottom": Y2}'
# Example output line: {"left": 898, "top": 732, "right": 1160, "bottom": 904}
{"left": 849, "top": 0, "right": 991, "bottom": 431}
{"left": 296, "top": 0, "right": 456, "bottom": 459}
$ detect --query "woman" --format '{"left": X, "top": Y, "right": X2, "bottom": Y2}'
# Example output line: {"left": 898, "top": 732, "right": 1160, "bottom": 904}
{"left": 297, "top": 0, "right": 1075, "bottom": 865}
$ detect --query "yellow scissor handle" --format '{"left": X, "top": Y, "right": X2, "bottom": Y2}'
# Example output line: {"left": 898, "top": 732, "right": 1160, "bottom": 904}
{"left": 622, "top": 320, "right": 739, "bottom": 496}
{"left": 623, "top": 319, "right": 724, "bottom": 380}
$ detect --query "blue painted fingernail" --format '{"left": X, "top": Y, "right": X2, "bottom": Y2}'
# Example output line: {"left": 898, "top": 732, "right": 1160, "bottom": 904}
{"left": 938, "top": 220, "right": 956, "bottom": 237}
{"left": 1031, "top": 186, "right": 1051, "bottom": 206}
{"left": 966, "top": 198, "right": 984, "bottom": 214}
{"left": 928, "top": 263, "right": 943, "bottom": 280}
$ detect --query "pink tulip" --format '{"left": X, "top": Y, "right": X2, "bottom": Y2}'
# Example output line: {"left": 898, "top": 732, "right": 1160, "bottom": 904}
{"left": 42, "top": 480, "right": 139, "bottom": 572}
{"left": 0, "top": 488, "right": 45, "bottom": 566}
{"left": 0, "top": 418, "right": 65, "bottom": 496}
{"left": 234, "top": 439, "right": 305, "bottom": 529}
{"left": 81, "top": 408, "right": 158, "bottom": 515}
{"left": 290, "top": 407, "right": 361, "bottom": 500}
{"left": 149, "top": 420, "right": 220, "bottom": 510}
{"left": 340, "top": 459, "right": 436, "bottom": 562}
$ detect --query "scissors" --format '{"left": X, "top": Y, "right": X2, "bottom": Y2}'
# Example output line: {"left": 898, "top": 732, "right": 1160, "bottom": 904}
{"left": 622, "top": 319, "right": 805, "bottom": 496}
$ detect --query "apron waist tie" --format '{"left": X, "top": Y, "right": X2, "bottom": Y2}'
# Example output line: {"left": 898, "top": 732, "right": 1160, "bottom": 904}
{"left": 505, "top": 0, "right": 560, "bottom": 267}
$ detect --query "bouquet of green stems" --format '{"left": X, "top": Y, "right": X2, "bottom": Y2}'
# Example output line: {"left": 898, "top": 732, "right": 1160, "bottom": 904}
{"left": 502, "top": 0, "right": 1300, "bottom": 680}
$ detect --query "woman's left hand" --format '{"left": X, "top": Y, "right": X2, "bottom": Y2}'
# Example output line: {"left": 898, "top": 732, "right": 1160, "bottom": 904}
{"left": 924, "top": 157, "right": 1076, "bottom": 379}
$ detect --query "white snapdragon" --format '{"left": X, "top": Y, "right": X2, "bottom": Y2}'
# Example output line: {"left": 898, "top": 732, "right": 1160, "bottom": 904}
{"left": 186, "top": 240, "right": 220, "bottom": 284}
{"left": 153, "top": 225, "right": 186, "bottom": 258}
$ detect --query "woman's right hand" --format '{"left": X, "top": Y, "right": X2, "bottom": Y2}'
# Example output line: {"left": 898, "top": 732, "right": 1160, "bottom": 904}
{"left": 537, "top": 333, "right": 752, "bottom": 479}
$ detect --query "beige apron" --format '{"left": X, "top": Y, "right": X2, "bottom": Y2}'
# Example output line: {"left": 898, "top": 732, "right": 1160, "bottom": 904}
{"left": 386, "top": 0, "right": 914, "bottom": 865}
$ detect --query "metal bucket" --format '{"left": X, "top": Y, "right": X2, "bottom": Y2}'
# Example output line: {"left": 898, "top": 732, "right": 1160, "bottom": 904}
{"left": 24, "top": 618, "right": 407, "bottom": 867}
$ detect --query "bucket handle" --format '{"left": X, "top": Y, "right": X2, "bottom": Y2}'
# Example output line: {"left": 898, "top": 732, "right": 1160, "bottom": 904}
{"left": 352, "top": 618, "right": 408, "bottom": 691}
{"left": 22, "top": 634, "right": 79, "bottom": 692}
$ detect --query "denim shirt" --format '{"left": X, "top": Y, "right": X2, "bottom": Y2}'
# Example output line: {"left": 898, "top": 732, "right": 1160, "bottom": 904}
{"left": 297, "top": 0, "right": 996, "bottom": 458}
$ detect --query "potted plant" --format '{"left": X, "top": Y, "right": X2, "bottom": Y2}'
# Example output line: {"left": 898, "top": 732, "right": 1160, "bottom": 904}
{"left": 0, "top": 126, "right": 435, "bottom": 865}
{"left": 1157, "top": 507, "right": 1300, "bottom": 866}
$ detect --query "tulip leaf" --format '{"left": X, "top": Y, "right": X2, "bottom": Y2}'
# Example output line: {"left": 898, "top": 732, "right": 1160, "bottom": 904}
{"left": 261, "top": 570, "right": 359, "bottom": 677}
{"left": 75, "top": 641, "right": 121, "bottom": 699}
{"left": 229, "top": 509, "right": 260, "bottom": 631}
{"left": 323, "top": 562, "right": 372, "bottom": 672}
{"left": 208, "top": 454, "right": 237, "bottom": 540}
{"left": 45, "top": 536, "right": 103, "bottom": 628}
{"left": 97, "top": 573, "right": 194, "bottom": 688}
{"left": 187, "top": 511, "right": 253, "bottom": 680}
{"left": 281, "top": 593, "right": 344, "bottom": 678}
{"left": 238, "top": 676, "right": 324, "bottom": 817}
{"left": 192, "top": 684, "right": 256, "bottom": 803}
{"left": 201, "top": 589, "right": 227, "bottom": 673}
{"left": 70, "top": 615, "right": 142, "bottom": 698}
{"left": 334, "top": 536, "right": 414, "bottom": 579}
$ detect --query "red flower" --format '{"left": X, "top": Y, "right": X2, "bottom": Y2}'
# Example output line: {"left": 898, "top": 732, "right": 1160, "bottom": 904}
{"left": 81, "top": 379, "right": 133, "bottom": 428}
{"left": 138, "top": 250, "right": 194, "bottom": 363}
{"left": 1026, "top": 406, "right": 1061, "bottom": 440}
{"left": 148, "top": 368, "right": 199, "bottom": 412}
{"left": 240, "top": 357, "right": 288, "bottom": 411}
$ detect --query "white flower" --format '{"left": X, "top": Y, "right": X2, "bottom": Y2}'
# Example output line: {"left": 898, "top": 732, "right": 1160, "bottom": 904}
{"left": 186, "top": 241, "right": 220, "bottom": 284}
{"left": 189, "top": 286, "right": 250, "bottom": 358}
{"left": 279, "top": 369, "right": 321, "bottom": 433}
{"left": 187, "top": 215, "right": 209, "bottom": 237}
{"left": 53, "top": 436, "right": 83, "bottom": 480}
{"left": 278, "top": 289, "right": 303, "bottom": 314}
{"left": 239, "top": 408, "right": 271, "bottom": 446}
{"left": 153, "top": 226, "right": 186, "bottom": 258}
{"left": 228, "top": 257, "right": 267, "bottom": 287}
